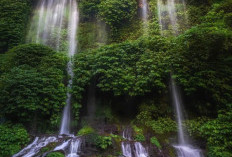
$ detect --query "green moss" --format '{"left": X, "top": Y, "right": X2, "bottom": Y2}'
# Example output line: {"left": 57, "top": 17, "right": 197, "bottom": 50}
{"left": 47, "top": 152, "right": 65, "bottom": 157}
{"left": 77, "top": 126, "right": 95, "bottom": 136}
{"left": 150, "top": 136, "right": 161, "bottom": 149}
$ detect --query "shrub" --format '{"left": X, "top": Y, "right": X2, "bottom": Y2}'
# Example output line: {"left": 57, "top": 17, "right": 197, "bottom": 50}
{"left": 200, "top": 104, "right": 232, "bottom": 157}
{"left": 150, "top": 136, "right": 161, "bottom": 149}
{"left": 135, "top": 134, "right": 145, "bottom": 142}
{"left": 0, "top": 44, "right": 67, "bottom": 130}
{"left": 95, "top": 136, "right": 113, "bottom": 150}
{"left": 150, "top": 118, "right": 177, "bottom": 134}
{"left": 73, "top": 36, "right": 168, "bottom": 100}
{"left": 77, "top": 126, "right": 95, "bottom": 136}
{"left": 0, "top": 124, "right": 29, "bottom": 157}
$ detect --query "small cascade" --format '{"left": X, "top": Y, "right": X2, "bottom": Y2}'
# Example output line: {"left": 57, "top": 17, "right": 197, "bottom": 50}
{"left": 13, "top": 136, "right": 83, "bottom": 157}
{"left": 134, "top": 142, "right": 149, "bottom": 157}
{"left": 122, "top": 142, "right": 133, "bottom": 157}
{"left": 12, "top": 136, "right": 58, "bottom": 157}
{"left": 54, "top": 137, "right": 82, "bottom": 157}
{"left": 121, "top": 127, "right": 149, "bottom": 157}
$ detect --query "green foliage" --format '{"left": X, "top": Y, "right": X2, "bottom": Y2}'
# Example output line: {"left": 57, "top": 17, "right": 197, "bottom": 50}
{"left": 184, "top": 117, "right": 209, "bottom": 138}
{"left": 78, "top": 22, "right": 107, "bottom": 51}
{"left": 0, "top": 44, "right": 67, "bottom": 130}
{"left": 136, "top": 102, "right": 172, "bottom": 126}
{"left": 132, "top": 125, "right": 143, "bottom": 135}
{"left": 95, "top": 135, "right": 113, "bottom": 150}
{"left": 47, "top": 152, "right": 65, "bottom": 157}
{"left": 150, "top": 136, "right": 161, "bottom": 149}
{"left": 170, "top": 23, "right": 232, "bottom": 108}
{"left": 0, "top": 0, "right": 31, "bottom": 53}
{"left": 77, "top": 126, "right": 95, "bottom": 136}
{"left": 0, "top": 124, "right": 29, "bottom": 157}
{"left": 200, "top": 104, "right": 232, "bottom": 157}
{"left": 98, "top": 0, "right": 137, "bottom": 28}
{"left": 73, "top": 35, "right": 168, "bottom": 101}
{"left": 132, "top": 125, "right": 145, "bottom": 142}
{"left": 79, "top": 0, "right": 101, "bottom": 21}
{"left": 150, "top": 118, "right": 177, "bottom": 134}
{"left": 135, "top": 134, "right": 146, "bottom": 142}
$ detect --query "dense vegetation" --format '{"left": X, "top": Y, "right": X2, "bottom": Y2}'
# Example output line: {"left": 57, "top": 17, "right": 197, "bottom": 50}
{"left": 0, "top": 0, "right": 32, "bottom": 53}
{"left": 0, "top": 0, "right": 231, "bottom": 156}
{"left": 0, "top": 44, "right": 67, "bottom": 131}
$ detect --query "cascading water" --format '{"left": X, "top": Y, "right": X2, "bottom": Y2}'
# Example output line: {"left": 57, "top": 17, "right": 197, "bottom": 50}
{"left": 140, "top": 0, "right": 149, "bottom": 31}
{"left": 141, "top": 0, "right": 149, "bottom": 22}
{"left": 54, "top": 137, "right": 82, "bottom": 157}
{"left": 13, "top": 0, "right": 81, "bottom": 156}
{"left": 28, "top": 0, "right": 79, "bottom": 135}
{"left": 121, "top": 127, "right": 149, "bottom": 157}
{"left": 60, "top": 0, "right": 79, "bottom": 135}
{"left": 13, "top": 137, "right": 58, "bottom": 157}
{"left": 171, "top": 79, "right": 203, "bottom": 157}
{"left": 157, "top": 0, "right": 178, "bottom": 34}
{"left": 157, "top": 0, "right": 203, "bottom": 156}
{"left": 28, "top": 0, "right": 79, "bottom": 134}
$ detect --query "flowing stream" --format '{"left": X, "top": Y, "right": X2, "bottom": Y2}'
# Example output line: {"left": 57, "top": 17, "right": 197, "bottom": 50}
{"left": 157, "top": 0, "right": 203, "bottom": 156}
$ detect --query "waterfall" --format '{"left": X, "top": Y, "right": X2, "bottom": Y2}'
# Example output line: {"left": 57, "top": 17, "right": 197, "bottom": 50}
{"left": 157, "top": 0, "right": 203, "bottom": 156}
{"left": 171, "top": 78, "right": 203, "bottom": 157}
{"left": 140, "top": 0, "right": 149, "bottom": 31}
{"left": 121, "top": 127, "right": 149, "bottom": 157}
{"left": 27, "top": 0, "right": 79, "bottom": 135}
{"left": 60, "top": 0, "right": 79, "bottom": 135}
{"left": 141, "top": 0, "right": 149, "bottom": 22}
{"left": 13, "top": 0, "right": 80, "bottom": 156}
{"left": 171, "top": 79, "right": 186, "bottom": 145}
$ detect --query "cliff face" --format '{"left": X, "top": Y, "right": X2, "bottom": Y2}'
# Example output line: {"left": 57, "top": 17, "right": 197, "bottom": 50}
{"left": 0, "top": 0, "right": 232, "bottom": 157}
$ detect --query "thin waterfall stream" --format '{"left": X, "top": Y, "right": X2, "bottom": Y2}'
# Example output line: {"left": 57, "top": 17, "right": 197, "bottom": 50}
{"left": 157, "top": 0, "right": 203, "bottom": 156}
